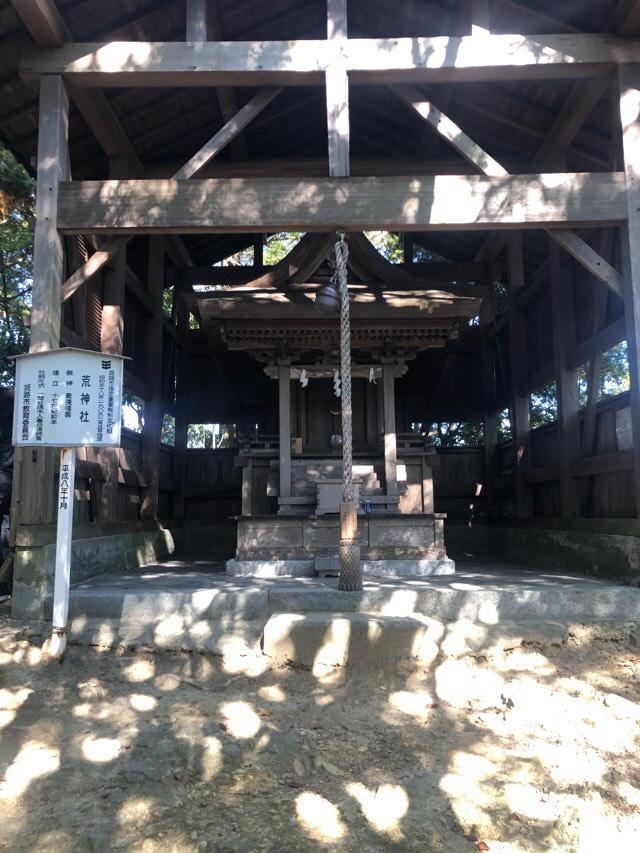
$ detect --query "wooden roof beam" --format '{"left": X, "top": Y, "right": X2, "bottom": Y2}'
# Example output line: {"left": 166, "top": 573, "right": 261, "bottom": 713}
{"left": 187, "top": 0, "right": 248, "bottom": 160}
{"left": 60, "top": 84, "right": 277, "bottom": 299}
{"left": 55, "top": 172, "right": 627, "bottom": 234}
{"left": 390, "top": 84, "right": 624, "bottom": 296}
{"left": 21, "top": 34, "right": 640, "bottom": 87}
{"left": 11, "top": 0, "right": 144, "bottom": 175}
{"left": 10, "top": 0, "right": 69, "bottom": 46}
{"left": 611, "top": 0, "right": 640, "bottom": 36}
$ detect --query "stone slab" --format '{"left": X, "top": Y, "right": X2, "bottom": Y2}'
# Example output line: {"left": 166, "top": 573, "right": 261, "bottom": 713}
{"left": 228, "top": 557, "right": 455, "bottom": 578}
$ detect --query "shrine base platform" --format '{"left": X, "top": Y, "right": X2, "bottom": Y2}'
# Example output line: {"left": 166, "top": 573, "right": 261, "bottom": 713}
{"left": 227, "top": 512, "right": 454, "bottom": 577}
{"left": 42, "top": 561, "right": 640, "bottom": 668}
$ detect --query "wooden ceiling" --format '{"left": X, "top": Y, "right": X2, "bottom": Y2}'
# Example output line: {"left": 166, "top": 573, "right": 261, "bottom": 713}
{"left": 0, "top": 0, "right": 629, "bottom": 269}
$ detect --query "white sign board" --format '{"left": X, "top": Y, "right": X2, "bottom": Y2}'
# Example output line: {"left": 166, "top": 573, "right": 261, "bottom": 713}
{"left": 12, "top": 348, "right": 125, "bottom": 448}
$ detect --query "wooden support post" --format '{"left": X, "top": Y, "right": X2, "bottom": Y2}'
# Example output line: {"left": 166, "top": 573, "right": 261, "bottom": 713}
{"left": 141, "top": 237, "right": 165, "bottom": 518}
{"left": 172, "top": 285, "right": 190, "bottom": 521}
{"left": 326, "top": 0, "right": 349, "bottom": 177}
{"left": 186, "top": 0, "right": 207, "bottom": 41}
{"left": 12, "top": 74, "right": 69, "bottom": 536}
{"left": 470, "top": 0, "right": 491, "bottom": 34}
{"left": 97, "top": 159, "right": 127, "bottom": 523}
{"left": 507, "top": 233, "right": 532, "bottom": 518}
{"left": 617, "top": 65, "right": 640, "bottom": 517}
{"left": 382, "top": 361, "right": 398, "bottom": 499}
{"left": 480, "top": 269, "right": 496, "bottom": 517}
{"left": 30, "top": 75, "right": 69, "bottom": 353}
{"left": 549, "top": 237, "right": 580, "bottom": 518}
{"left": 278, "top": 360, "right": 292, "bottom": 512}
{"left": 421, "top": 456, "right": 435, "bottom": 513}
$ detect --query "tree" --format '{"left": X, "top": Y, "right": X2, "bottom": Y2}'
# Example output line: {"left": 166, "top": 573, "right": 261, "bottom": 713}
{"left": 0, "top": 147, "right": 34, "bottom": 385}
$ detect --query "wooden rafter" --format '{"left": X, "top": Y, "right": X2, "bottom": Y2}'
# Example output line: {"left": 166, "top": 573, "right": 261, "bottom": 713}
{"left": 174, "top": 87, "right": 281, "bottom": 180}
{"left": 391, "top": 84, "right": 624, "bottom": 296}
{"left": 11, "top": 0, "right": 144, "bottom": 175}
{"left": 60, "top": 88, "right": 276, "bottom": 299}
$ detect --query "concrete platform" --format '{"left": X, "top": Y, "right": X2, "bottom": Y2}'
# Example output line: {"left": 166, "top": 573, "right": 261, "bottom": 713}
{"left": 43, "top": 559, "right": 640, "bottom": 665}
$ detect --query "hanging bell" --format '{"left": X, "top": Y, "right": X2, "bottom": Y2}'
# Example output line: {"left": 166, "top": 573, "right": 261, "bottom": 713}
{"left": 315, "top": 277, "right": 340, "bottom": 313}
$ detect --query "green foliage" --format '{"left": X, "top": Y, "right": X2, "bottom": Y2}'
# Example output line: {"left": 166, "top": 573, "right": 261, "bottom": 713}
{"left": 496, "top": 408, "right": 512, "bottom": 442}
{"left": 264, "top": 232, "right": 304, "bottom": 265}
{"left": 161, "top": 413, "right": 176, "bottom": 446}
{"left": 162, "top": 286, "right": 174, "bottom": 318}
{"left": 530, "top": 382, "right": 558, "bottom": 429}
{"left": 578, "top": 341, "right": 630, "bottom": 409}
{"left": 599, "top": 341, "right": 630, "bottom": 399}
{"left": 364, "top": 231, "right": 404, "bottom": 263}
{"left": 121, "top": 391, "right": 144, "bottom": 433}
{"left": 0, "top": 147, "right": 34, "bottom": 385}
{"left": 187, "top": 423, "right": 237, "bottom": 449}
{"left": 428, "top": 421, "right": 484, "bottom": 448}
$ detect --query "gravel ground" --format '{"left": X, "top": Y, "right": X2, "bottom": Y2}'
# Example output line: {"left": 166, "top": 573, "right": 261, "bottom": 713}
{"left": 1, "top": 604, "right": 640, "bottom": 852}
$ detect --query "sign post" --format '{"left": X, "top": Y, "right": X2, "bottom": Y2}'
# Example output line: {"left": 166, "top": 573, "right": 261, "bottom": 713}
{"left": 11, "top": 348, "right": 125, "bottom": 658}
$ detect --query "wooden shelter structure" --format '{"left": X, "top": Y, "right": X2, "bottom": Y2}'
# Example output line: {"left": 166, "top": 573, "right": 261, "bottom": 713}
{"left": 3, "top": 0, "right": 640, "bottom": 614}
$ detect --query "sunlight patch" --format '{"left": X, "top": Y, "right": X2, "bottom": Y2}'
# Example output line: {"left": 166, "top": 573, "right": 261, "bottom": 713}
{"left": 388, "top": 690, "right": 435, "bottom": 718}
{"left": 258, "top": 684, "right": 286, "bottom": 703}
{"left": 129, "top": 693, "right": 157, "bottom": 712}
{"left": 123, "top": 659, "right": 155, "bottom": 683}
{"left": 220, "top": 701, "right": 261, "bottom": 739}
{"left": 81, "top": 736, "right": 121, "bottom": 763}
{"left": 295, "top": 791, "right": 346, "bottom": 842}
{"left": 0, "top": 742, "right": 60, "bottom": 799}
{"left": 347, "top": 782, "right": 409, "bottom": 839}
{"left": 201, "top": 736, "right": 224, "bottom": 781}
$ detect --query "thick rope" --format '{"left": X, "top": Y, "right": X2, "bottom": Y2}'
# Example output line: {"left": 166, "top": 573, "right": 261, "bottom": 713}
{"left": 334, "top": 231, "right": 362, "bottom": 591}
{"left": 335, "top": 231, "right": 353, "bottom": 503}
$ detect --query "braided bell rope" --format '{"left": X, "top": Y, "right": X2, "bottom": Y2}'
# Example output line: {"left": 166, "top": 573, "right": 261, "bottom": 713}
{"left": 335, "top": 231, "right": 353, "bottom": 504}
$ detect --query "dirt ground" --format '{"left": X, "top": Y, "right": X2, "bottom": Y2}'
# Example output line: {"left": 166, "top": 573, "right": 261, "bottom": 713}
{"left": 1, "top": 605, "right": 640, "bottom": 852}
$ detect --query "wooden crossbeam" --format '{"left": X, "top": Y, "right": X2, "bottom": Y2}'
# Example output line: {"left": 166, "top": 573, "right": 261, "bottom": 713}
{"left": 55, "top": 172, "right": 627, "bottom": 234}
{"left": 11, "top": 0, "right": 144, "bottom": 175}
{"left": 61, "top": 88, "right": 274, "bottom": 299}
{"left": 392, "top": 85, "right": 624, "bottom": 295}
{"left": 21, "top": 34, "right": 640, "bottom": 87}
{"left": 174, "top": 87, "right": 281, "bottom": 180}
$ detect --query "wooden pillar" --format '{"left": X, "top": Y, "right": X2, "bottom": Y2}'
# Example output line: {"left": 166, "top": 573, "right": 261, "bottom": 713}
{"left": 382, "top": 361, "right": 398, "bottom": 498}
{"left": 141, "top": 237, "right": 165, "bottom": 518}
{"left": 98, "top": 158, "right": 127, "bottom": 522}
{"left": 549, "top": 237, "right": 580, "bottom": 517}
{"left": 326, "top": 0, "right": 349, "bottom": 177}
{"left": 421, "top": 456, "right": 435, "bottom": 513}
{"left": 30, "top": 75, "right": 69, "bottom": 353}
{"left": 186, "top": 0, "right": 207, "bottom": 40}
{"left": 470, "top": 0, "right": 490, "bottom": 34}
{"left": 172, "top": 285, "right": 190, "bottom": 521}
{"left": 480, "top": 268, "right": 496, "bottom": 517}
{"left": 12, "top": 75, "right": 69, "bottom": 535}
{"left": 278, "top": 360, "right": 292, "bottom": 512}
{"left": 617, "top": 66, "right": 640, "bottom": 517}
{"left": 506, "top": 233, "right": 533, "bottom": 518}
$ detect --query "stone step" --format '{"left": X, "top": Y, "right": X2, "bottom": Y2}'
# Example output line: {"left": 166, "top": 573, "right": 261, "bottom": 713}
{"left": 266, "top": 582, "right": 640, "bottom": 622}
{"left": 46, "top": 586, "right": 269, "bottom": 622}
{"left": 262, "top": 612, "right": 640, "bottom": 669}
{"left": 66, "top": 615, "right": 266, "bottom": 656}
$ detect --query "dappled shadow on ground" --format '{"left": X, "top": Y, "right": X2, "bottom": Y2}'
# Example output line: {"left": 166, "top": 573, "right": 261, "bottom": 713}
{"left": 2, "top": 603, "right": 640, "bottom": 852}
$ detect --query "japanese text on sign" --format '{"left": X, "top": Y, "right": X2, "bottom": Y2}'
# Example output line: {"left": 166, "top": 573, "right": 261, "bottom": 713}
{"left": 12, "top": 349, "right": 124, "bottom": 448}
